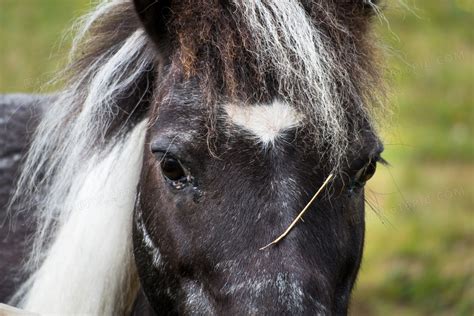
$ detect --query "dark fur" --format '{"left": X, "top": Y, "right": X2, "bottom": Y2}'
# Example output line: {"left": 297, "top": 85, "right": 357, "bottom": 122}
{"left": 133, "top": 75, "right": 382, "bottom": 315}
{"left": 131, "top": 0, "right": 384, "bottom": 314}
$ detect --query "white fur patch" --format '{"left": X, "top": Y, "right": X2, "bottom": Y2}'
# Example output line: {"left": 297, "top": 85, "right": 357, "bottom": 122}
{"left": 224, "top": 100, "right": 302, "bottom": 144}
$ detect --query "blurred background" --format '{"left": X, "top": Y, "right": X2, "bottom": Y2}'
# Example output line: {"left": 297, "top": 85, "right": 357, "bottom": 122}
{"left": 0, "top": 1, "right": 472, "bottom": 315}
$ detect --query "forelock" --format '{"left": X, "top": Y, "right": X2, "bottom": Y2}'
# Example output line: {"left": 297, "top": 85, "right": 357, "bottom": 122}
{"left": 163, "top": 0, "right": 383, "bottom": 169}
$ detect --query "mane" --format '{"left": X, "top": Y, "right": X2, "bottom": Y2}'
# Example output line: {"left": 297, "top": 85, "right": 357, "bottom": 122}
{"left": 10, "top": 1, "right": 153, "bottom": 313}
{"left": 165, "top": 0, "right": 382, "bottom": 164}
{"left": 9, "top": 0, "right": 383, "bottom": 313}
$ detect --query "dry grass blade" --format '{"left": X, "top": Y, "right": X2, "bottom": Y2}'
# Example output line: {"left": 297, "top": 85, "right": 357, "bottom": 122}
{"left": 259, "top": 173, "right": 334, "bottom": 250}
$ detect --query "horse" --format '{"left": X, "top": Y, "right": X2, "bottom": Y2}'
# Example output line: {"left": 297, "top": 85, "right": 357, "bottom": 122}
{"left": 0, "top": 0, "right": 386, "bottom": 314}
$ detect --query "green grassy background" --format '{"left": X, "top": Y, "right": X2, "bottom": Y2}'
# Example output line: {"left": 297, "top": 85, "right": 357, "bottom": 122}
{"left": 0, "top": 1, "right": 472, "bottom": 315}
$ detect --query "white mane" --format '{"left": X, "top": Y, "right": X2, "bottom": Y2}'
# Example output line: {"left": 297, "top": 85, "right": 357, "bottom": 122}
{"left": 10, "top": 1, "right": 152, "bottom": 313}
{"left": 17, "top": 121, "right": 147, "bottom": 314}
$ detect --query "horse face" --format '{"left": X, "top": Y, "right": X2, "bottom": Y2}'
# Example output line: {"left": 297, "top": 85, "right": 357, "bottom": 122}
{"left": 133, "top": 78, "right": 382, "bottom": 315}
{"left": 132, "top": 0, "right": 383, "bottom": 314}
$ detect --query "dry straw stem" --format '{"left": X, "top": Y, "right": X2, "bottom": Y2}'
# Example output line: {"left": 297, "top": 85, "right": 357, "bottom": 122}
{"left": 260, "top": 173, "right": 334, "bottom": 250}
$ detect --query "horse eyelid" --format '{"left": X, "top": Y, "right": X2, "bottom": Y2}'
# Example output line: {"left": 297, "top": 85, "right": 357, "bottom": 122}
{"left": 152, "top": 149, "right": 182, "bottom": 165}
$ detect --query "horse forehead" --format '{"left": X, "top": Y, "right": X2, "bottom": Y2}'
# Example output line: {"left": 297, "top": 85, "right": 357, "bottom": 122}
{"left": 224, "top": 100, "right": 302, "bottom": 144}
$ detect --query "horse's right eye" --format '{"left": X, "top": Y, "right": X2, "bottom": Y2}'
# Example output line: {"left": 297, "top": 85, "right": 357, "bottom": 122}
{"left": 160, "top": 156, "right": 186, "bottom": 182}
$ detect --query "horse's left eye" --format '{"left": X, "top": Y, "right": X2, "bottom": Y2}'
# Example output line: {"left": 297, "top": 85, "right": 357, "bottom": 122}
{"left": 352, "top": 159, "right": 377, "bottom": 189}
{"left": 160, "top": 156, "right": 187, "bottom": 182}
{"left": 358, "top": 159, "right": 377, "bottom": 183}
